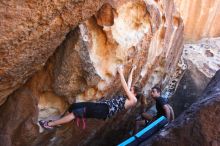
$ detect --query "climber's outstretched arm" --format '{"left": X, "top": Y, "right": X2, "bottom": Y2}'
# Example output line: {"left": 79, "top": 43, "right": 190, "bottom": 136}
{"left": 127, "top": 65, "right": 137, "bottom": 90}
{"left": 117, "top": 65, "right": 137, "bottom": 109}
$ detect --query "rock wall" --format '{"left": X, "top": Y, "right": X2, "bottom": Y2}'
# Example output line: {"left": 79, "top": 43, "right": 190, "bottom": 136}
{"left": 1, "top": 0, "right": 220, "bottom": 145}
{"left": 183, "top": 38, "right": 220, "bottom": 78}
{"left": 170, "top": 37, "right": 220, "bottom": 117}
{"left": 174, "top": 0, "right": 220, "bottom": 41}
{"left": 0, "top": 0, "right": 184, "bottom": 145}
{"left": 0, "top": 88, "right": 39, "bottom": 146}
{"left": 0, "top": 0, "right": 105, "bottom": 105}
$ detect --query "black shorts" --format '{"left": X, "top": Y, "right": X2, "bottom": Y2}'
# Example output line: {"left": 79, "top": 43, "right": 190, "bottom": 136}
{"left": 68, "top": 102, "right": 109, "bottom": 120}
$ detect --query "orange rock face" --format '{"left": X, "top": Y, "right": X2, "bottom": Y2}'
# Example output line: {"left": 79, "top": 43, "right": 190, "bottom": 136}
{"left": 0, "top": 88, "right": 39, "bottom": 146}
{"left": 0, "top": 0, "right": 105, "bottom": 105}
{"left": 0, "top": 0, "right": 184, "bottom": 145}
{"left": 174, "top": 0, "right": 220, "bottom": 41}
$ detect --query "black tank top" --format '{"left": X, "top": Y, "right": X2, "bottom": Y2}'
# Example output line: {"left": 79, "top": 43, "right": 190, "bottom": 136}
{"left": 99, "top": 95, "right": 126, "bottom": 118}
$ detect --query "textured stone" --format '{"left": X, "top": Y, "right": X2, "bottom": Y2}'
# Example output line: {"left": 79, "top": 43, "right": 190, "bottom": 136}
{"left": 0, "top": 0, "right": 105, "bottom": 105}
{"left": 0, "top": 0, "right": 219, "bottom": 146}
{"left": 174, "top": 0, "right": 220, "bottom": 41}
{"left": 72, "top": 0, "right": 184, "bottom": 102}
{"left": 170, "top": 69, "right": 210, "bottom": 117}
{"left": 183, "top": 38, "right": 220, "bottom": 78}
{"left": 0, "top": 88, "right": 39, "bottom": 146}
{"left": 52, "top": 28, "right": 101, "bottom": 101}
{"left": 169, "top": 38, "right": 220, "bottom": 117}
{"left": 0, "top": 0, "right": 185, "bottom": 145}
{"left": 96, "top": 3, "right": 115, "bottom": 26}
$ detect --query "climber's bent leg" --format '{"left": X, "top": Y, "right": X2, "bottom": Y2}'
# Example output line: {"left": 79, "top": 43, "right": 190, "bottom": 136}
{"left": 48, "top": 112, "right": 75, "bottom": 127}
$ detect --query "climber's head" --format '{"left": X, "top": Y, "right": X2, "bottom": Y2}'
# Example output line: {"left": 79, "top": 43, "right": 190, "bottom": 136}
{"left": 131, "top": 85, "right": 143, "bottom": 100}
{"left": 151, "top": 86, "right": 161, "bottom": 99}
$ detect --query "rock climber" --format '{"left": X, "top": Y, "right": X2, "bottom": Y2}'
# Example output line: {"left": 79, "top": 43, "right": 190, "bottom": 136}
{"left": 39, "top": 65, "right": 143, "bottom": 130}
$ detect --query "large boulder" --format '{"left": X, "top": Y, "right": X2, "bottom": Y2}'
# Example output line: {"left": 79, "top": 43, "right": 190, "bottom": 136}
{"left": 174, "top": 0, "right": 220, "bottom": 41}
{"left": 0, "top": 0, "right": 185, "bottom": 145}
{"left": 0, "top": 88, "right": 39, "bottom": 146}
{"left": 170, "top": 37, "right": 220, "bottom": 117}
{"left": 0, "top": 0, "right": 105, "bottom": 105}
